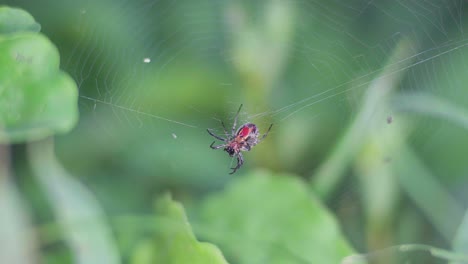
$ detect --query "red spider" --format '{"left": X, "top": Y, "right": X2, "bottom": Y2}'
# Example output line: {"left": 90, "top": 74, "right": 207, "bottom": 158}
{"left": 207, "top": 104, "right": 273, "bottom": 174}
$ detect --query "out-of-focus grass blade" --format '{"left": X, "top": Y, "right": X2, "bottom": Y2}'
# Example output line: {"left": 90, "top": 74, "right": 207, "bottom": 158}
{"left": 354, "top": 119, "right": 405, "bottom": 254}
{"left": 28, "top": 139, "right": 120, "bottom": 264}
{"left": 393, "top": 145, "right": 463, "bottom": 241}
{"left": 453, "top": 211, "right": 468, "bottom": 264}
{"left": 0, "top": 146, "right": 37, "bottom": 264}
{"left": 392, "top": 92, "right": 468, "bottom": 261}
{"left": 342, "top": 244, "right": 468, "bottom": 264}
{"left": 392, "top": 93, "right": 468, "bottom": 131}
{"left": 311, "top": 38, "right": 415, "bottom": 199}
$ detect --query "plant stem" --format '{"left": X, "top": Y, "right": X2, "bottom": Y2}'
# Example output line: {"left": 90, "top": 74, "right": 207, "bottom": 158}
{"left": 0, "top": 144, "right": 37, "bottom": 264}
{"left": 28, "top": 138, "right": 121, "bottom": 264}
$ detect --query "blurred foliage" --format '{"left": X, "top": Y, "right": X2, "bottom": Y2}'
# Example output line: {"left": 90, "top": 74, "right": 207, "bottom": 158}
{"left": 0, "top": 6, "right": 39, "bottom": 34}
{"left": 195, "top": 170, "right": 354, "bottom": 263}
{"left": 28, "top": 139, "right": 120, "bottom": 264}
{"left": 130, "top": 194, "right": 227, "bottom": 264}
{"left": 0, "top": 6, "right": 77, "bottom": 143}
{"left": 1, "top": 0, "right": 468, "bottom": 263}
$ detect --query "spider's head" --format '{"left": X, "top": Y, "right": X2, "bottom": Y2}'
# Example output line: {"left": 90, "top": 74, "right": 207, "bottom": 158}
{"left": 224, "top": 146, "right": 236, "bottom": 156}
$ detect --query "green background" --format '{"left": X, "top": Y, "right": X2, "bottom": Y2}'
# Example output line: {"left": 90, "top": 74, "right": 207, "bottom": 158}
{"left": 2, "top": 0, "right": 468, "bottom": 263}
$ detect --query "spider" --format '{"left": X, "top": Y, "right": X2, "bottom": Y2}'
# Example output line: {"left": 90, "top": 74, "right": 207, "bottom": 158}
{"left": 207, "top": 104, "right": 273, "bottom": 174}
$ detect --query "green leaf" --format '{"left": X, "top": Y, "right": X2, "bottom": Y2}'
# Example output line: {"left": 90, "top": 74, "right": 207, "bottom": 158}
{"left": 0, "top": 8, "right": 78, "bottom": 143}
{"left": 131, "top": 194, "right": 228, "bottom": 264}
{"left": 196, "top": 171, "right": 355, "bottom": 264}
{"left": 0, "top": 6, "right": 41, "bottom": 34}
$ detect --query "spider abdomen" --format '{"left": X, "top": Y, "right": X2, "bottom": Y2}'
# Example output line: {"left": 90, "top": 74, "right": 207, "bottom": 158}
{"left": 236, "top": 123, "right": 258, "bottom": 139}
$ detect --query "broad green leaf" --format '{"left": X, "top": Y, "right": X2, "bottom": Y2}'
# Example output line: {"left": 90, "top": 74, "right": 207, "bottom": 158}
{"left": 0, "top": 8, "right": 78, "bottom": 143}
{"left": 131, "top": 194, "right": 228, "bottom": 264}
{"left": 0, "top": 6, "right": 40, "bottom": 34}
{"left": 196, "top": 171, "right": 355, "bottom": 264}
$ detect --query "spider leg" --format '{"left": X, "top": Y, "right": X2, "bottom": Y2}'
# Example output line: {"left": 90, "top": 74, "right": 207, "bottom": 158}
{"left": 232, "top": 104, "right": 243, "bottom": 135}
{"left": 221, "top": 121, "right": 230, "bottom": 138}
{"left": 210, "top": 141, "right": 226, "bottom": 149}
{"left": 243, "top": 144, "right": 251, "bottom": 151}
{"left": 229, "top": 153, "right": 244, "bottom": 174}
{"left": 207, "top": 129, "right": 227, "bottom": 141}
{"left": 259, "top": 124, "right": 273, "bottom": 141}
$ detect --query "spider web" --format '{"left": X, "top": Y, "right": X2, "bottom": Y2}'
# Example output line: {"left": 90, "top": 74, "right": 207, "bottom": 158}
{"left": 15, "top": 0, "right": 467, "bottom": 131}
{"left": 8, "top": 0, "right": 468, "bottom": 260}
